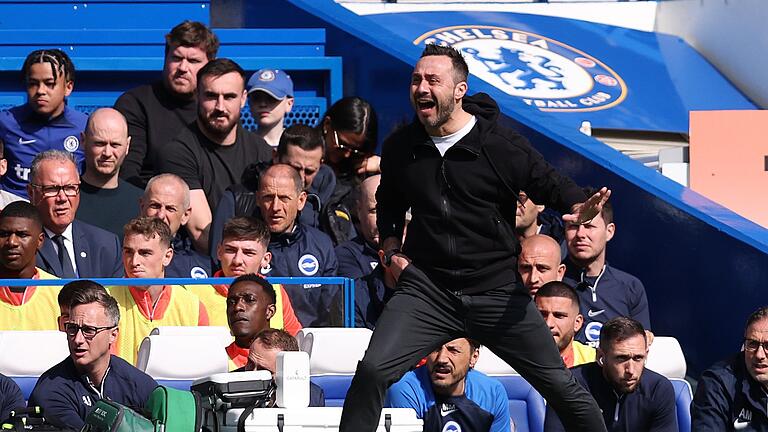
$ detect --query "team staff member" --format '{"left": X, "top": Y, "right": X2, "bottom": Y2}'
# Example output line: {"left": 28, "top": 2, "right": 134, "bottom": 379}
{"left": 544, "top": 317, "right": 677, "bottom": 431}
{"left": 109, "top": 217, "right": 208, "bottom": 365}
{"left": 386, "top": 338, "right": 510, "bottom": 431}
{"left": 209, "top": 123, "right": 336, "bottom": 255}
{"left": 692, "top": 306, "right": 768, "bottom": 431}
{"left": 335, "top": 175, "right": 395, "bottom": 329}
{"left": 29, "top": 282, "right": 157, "bottom": 430}
{"left": 257, "top": 164, "right": 338, "bottom": 327}
{"left": 562, "top": 189, "right": 651, "bottom": 346}
{"left": 240, "top": 328, "right": 326, "bottom": 407}
{"left": 192, "top": 216, "right": 301, "bottom": 333}
{"left": 0, "top": 49, "right": 87, "bottom": 198}
{"left": 115, "top": 20, "right": 219, "bottom": 188}
{"left": 339, "top": 44, "right": 609, "bottom": 432}
{"left": 0, "top": 201, "right": 60, "bottom": 331}
{"left": 156, "top": 58, "right": 272, "bottom": 254}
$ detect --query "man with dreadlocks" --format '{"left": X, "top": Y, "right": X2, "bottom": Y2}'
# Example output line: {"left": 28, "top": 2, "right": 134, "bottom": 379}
{"left": 0, "top": 49, "right": 87, "bottom": 199}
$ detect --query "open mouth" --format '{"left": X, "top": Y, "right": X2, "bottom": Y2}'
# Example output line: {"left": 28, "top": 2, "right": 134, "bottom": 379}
{"left": 416, "top": 99, "right": 436, "bottom": 111}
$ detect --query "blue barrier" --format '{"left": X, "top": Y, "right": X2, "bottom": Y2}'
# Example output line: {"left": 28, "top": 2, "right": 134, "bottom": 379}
{"left": 0, "top": 276, "right": 356, "bottom": 328}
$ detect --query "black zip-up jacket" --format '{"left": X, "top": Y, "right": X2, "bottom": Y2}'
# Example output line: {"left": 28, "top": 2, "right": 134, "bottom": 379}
{"left": 376, "top": 93, "right": 585, "bottom": 292}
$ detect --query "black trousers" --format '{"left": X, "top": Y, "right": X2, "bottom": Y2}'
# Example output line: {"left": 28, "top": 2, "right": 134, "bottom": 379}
{"left": 339, "top": 264, "right": 607, "bottom": 432}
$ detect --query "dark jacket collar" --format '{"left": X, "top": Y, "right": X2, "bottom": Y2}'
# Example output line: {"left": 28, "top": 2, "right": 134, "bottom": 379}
{"left": 410, "top": 92, "right": 500, "bottom": 155}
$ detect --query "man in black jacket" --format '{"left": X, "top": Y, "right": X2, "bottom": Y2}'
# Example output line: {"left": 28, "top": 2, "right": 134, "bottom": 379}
{"left": 339, "top": 44, "right": 610, "bottom": 432}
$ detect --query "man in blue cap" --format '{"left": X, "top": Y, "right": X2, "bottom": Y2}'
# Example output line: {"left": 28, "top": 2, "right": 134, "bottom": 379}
{"left": 247, "top": 69, "right": 294, "bottom": 148}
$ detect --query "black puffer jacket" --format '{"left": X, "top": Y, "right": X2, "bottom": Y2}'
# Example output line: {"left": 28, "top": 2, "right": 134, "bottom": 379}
{"left": 376, "top": 93, "right": 585, "bottom": 292}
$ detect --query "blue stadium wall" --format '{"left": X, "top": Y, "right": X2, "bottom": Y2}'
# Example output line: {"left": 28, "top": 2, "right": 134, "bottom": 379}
{"left": 220, "top": 0, "right": 768, "bottom": 377}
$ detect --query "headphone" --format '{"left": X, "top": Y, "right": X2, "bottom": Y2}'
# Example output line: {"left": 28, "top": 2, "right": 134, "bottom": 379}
{"left": 597, "top": 357, "right": 604, "bottom": 366}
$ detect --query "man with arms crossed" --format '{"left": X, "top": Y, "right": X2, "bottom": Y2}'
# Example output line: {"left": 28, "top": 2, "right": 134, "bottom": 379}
{"left": 339, "top": 44, "right": 609, "bottom": 431}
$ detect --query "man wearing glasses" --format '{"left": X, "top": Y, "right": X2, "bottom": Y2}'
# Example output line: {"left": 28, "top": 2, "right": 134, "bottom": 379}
{"left": 29, "top": 281, "right": 157, "bottom": 430}
{"left": 692, "top": 306, "right": 768, "bottom": 431}
{"left": 29, "top": 150, "right": 123, "bottom": 278}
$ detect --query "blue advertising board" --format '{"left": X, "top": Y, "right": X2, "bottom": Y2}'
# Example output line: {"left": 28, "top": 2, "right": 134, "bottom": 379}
{"left": 292, "top": 1, "right": 755, "bottom": 133}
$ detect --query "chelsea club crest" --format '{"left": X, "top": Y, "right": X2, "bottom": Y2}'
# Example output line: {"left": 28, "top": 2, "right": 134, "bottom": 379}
{"left": 414, "top": 25, "right": 626, "bottom": 112}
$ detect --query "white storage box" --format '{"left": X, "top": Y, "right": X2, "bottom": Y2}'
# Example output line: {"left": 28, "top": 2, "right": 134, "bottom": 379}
{"left": 218, "top": 407, "right": 422, "bottom": 431}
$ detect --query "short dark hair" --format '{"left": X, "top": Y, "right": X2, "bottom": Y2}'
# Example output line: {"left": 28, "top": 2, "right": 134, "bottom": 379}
{"left": 59, "top": 279, "right": 107, "bottom": 307}
{"left": 583, "top": 186, "right": 613, "bottom": 224}
{"left": 22, "top": 49, "right": 76, "bottom": 84}
{"left": 277, "top": 124, "right": 324, "bottom": 158}
{"left": 222, "top": 216, "right": 270, "bottom": 246}
{"left": 467, "top": 338, "right": 481, "bottom": 352}
{"left": 536, "top": 281, "right": 580, "bottom": 310}
{"left": 323, "top": 96, "right": 378, "bottom": 155}
{"left": 0, "top": 137, "right": 4, "bottom": 158}
{"left": 420, "top": 44, "right": 469, "bottom": 85}
{"left": 254, "top": 328, "right": 299, "bottom": 352}
{"left": 165, "top": 20, "right": 219, "bottom": 60}
{"left": 0, "top": 201, "right": 43, "bottom": 230}
{"left": 230, "top": 273, "right": 276, "bottom": 305}
{"left": 124, "top": 217, "right": 172, "bottom": 248}
{"left": 600, "top": 317, "right": 645, "bottom": 350}
{"left": 68, "top": 280, "right": 120, "bottom": 326}
{"left": 196, "top": 58, "right": 245, "bottom": 90}
{"left": 746, "top": 306, "right": 768, "bottom": 330}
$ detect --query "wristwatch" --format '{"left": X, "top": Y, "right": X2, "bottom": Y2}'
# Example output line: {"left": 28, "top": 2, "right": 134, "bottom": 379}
{"left": 383, "top": 249, "right": 402, "bottom": 266}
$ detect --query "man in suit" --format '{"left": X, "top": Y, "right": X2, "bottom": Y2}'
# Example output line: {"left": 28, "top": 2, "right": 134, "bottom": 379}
{"left": 30, "top": 150, "right": 122, "bottom": 278}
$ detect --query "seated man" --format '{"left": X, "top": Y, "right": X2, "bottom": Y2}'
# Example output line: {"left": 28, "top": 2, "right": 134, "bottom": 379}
{"left": 108, "top": 217, "right": 208, "bottom": 364}
{"left": 31, "top": 150, "right": 123, "bottom": 278}
{"left": 544, "top": 317, "right": 677, "bottom": 431}
{"left": 0, "top": 373, "right": 23, "bottom": 423}
{"left": 258, "top": 164, "right": 338, "bottom": 327}
{"left": 386, "top": 338, "right": 510, "bottom": 432}
{"left": 139, "top": 173, "right": 212, "bottom": 278}
{"left": 209, "top": 123, "right": 336, "bottom": 254}
{"left": 190, "top": 216, "right": 300, "bottom": 332}
{"left": 77, "top": 108, "right": 143, "bottom": 238}
{"left": 225, "top": 274, "right": 277, "bottom": 369}
{"left": 155, "top": 58, "right": 272, "bottom": 253}
{"left": 692, "top": 306, "right": 768, "bottom": 430}
{"left": 335, "top": 175, "right": 394, "bottom": 329}
{"left": 241, "top": 328, "right": 325, "bottom": 407}
{"left": 518, "top": 234, "right": 566, "bottom": 297}
{"left": 0, "top": 201, "right": 60, "bottom": 330}
{"left": 515, "top": 190, "right": 566, "bottom": 249}
{"left": 0, "top": 49, "right": 87, "bottom": 199}
{"left": 535, "top": 281, "right": 595, "bottom": 368}
{"left": 562, "top": 189, "right": 651, "bottom": 346}
{"left": 28, "top": 281, "right": 157, "bottom": 430}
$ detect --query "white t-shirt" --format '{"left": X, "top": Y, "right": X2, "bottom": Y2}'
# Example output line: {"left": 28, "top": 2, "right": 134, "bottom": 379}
{"left": 430, "top": 116, "right": 477, "bottom": 157}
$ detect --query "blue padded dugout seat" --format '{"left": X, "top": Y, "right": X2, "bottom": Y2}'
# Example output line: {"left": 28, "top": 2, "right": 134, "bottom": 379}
{"left": 298, "top": 327, "right": 372, "bottom": 407}
{"left": 473, "top": 346, "right": 544, "bottom": 432}
{"left": 0, "top": 331, "right": 69, "bottom": 400}
{"left": 670, "top": 378, "right": 693, "bottom": 432}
